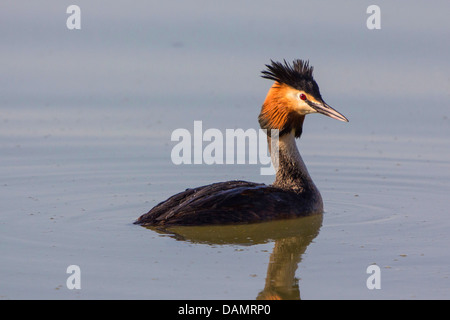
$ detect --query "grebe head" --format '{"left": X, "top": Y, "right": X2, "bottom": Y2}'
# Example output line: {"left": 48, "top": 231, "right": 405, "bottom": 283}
{"left": 259, "top": 59, "right": 348, "bottom": 137}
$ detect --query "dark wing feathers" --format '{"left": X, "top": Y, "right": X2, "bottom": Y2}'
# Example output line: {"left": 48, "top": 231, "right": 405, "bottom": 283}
{"left": 134, "top": 180, "right": 315, "bottom": 226}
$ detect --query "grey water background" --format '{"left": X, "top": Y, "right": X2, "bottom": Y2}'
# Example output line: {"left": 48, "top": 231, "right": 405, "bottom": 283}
{"left": 1, "top": 1, "right": 449, "bottom": 299}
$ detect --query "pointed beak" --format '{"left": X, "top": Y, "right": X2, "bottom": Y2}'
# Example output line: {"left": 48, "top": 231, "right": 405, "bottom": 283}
{"left": 307, "top": 100, "right": 349, "bottom": 122}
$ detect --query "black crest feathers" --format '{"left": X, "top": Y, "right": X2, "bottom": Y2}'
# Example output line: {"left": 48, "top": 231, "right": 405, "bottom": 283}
{"left": 261, "top": 59, "right": 321, "bottom": 98}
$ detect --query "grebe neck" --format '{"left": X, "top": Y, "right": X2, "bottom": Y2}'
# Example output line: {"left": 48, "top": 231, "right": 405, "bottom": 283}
{"left": 270, "top": 131, "right": 318, "bottom": 194}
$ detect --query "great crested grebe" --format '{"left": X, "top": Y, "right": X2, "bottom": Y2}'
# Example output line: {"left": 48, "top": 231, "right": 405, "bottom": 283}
{"left": 134, "top": 59, "right": 348, "bottom": 227}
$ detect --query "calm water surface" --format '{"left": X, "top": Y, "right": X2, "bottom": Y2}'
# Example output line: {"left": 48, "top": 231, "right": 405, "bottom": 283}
{"left": 1, "top": 1, "right": 449, "bottom": 299}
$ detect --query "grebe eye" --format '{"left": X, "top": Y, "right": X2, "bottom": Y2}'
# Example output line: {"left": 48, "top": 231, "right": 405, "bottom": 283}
{"left": 299, "top": 93, "right": 307, "bottom": 101}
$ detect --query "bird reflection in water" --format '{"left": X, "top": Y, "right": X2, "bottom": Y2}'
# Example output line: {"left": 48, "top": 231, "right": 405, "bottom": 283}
{"left": 146, "top": 214, "right": 323, "bottom": 300}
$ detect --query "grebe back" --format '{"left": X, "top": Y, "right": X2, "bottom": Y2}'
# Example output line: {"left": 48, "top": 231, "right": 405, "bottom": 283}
{"left": 134, "top": 59, "right": 348, "bottom": 227}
